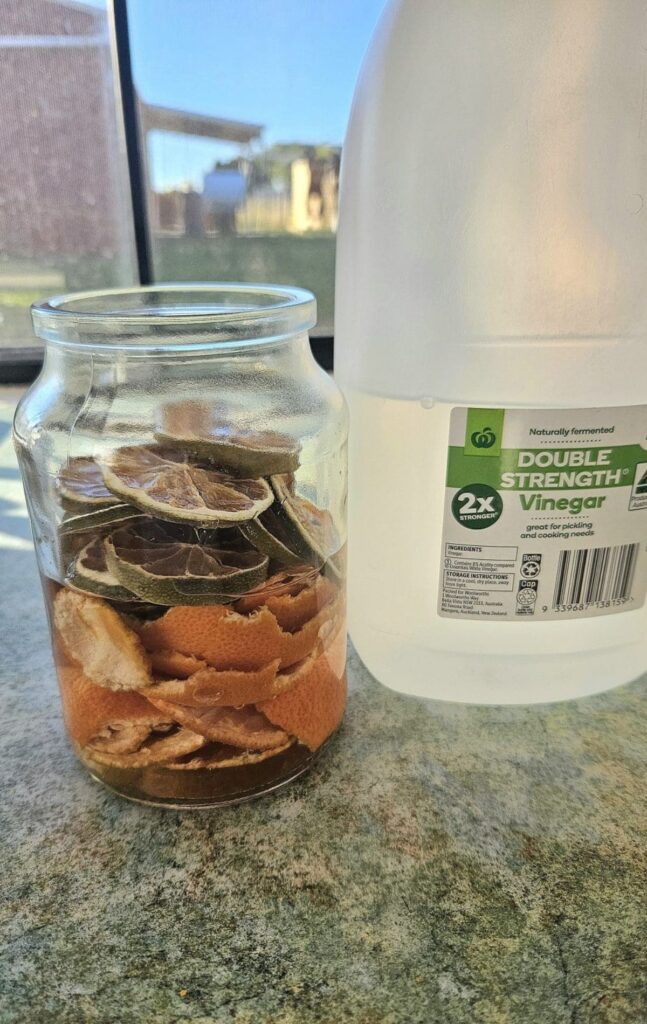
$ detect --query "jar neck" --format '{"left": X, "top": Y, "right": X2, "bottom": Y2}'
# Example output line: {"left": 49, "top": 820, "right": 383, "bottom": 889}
{"left": 32, "top": 284, "right": 317, "bottom": 352}
{"left": 41, "top": 329, "right": 315, "bottom": 374}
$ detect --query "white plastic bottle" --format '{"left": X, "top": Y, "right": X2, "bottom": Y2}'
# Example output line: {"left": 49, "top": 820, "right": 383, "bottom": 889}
{"left": 335, "top": 0, "right": 647, "bottom": 703}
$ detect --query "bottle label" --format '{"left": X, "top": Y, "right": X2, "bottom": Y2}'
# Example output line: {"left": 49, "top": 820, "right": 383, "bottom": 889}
{"left": 438, "top": 406, "right": 647, "bottom": 621}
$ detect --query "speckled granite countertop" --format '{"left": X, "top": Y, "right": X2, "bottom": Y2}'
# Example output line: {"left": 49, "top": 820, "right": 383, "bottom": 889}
{"left": 1, "top": 386, "right": 646, "bottom": 1024}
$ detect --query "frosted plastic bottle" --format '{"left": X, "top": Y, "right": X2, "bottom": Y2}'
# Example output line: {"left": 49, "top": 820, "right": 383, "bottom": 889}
{"left": 335, "top": 0, "right": 647, "bottom": 703}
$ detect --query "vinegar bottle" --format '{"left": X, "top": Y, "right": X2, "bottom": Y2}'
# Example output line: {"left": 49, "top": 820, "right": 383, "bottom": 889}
{"left": 335, "top": 0, "right": 647, "bottom": 703}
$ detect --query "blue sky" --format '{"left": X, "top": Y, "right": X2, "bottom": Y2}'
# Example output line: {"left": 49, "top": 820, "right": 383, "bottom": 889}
{"left": 122, "top": 0, "right": 385, "bottom": 189}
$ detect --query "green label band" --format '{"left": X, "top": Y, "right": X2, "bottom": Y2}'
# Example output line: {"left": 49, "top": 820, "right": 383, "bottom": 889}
{"left": 447, "top": 444, "right": 644, "bottom": 491}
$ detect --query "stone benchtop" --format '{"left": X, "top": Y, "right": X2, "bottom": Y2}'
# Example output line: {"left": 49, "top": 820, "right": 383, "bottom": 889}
{"left": 1, "top": 386, "right": 646, "bottom": 1024}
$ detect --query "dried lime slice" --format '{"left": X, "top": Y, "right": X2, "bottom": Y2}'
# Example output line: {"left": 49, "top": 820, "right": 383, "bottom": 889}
{"left": 270, "top": 475, "right": 342, "bottom": 577}
{"left": 70, "top": 537, "right": 138, "bottom": 601}
{"left": 101, "top": 444, "right": 274, "bottom": 526}
{"left": 156, "top": 402, "right": 300, "bottom": 476}
{"left": 58, "top": 456, "right": 116, "bottom": 510}
{"left": 104, "top": 521, "right": 269, "bottom": 605}
{"left": 59, "top": 503, "right": 145, "bottom": 536}
{"left": 239, "top": 505, "right": 310, "bottom": 568}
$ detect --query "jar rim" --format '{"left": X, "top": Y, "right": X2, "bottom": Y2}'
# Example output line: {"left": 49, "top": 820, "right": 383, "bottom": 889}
{"left": 31, "top": 283, "right": 317, "bottom": 350}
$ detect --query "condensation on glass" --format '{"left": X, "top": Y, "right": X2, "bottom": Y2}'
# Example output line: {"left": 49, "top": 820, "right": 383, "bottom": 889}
{"left": 0, "top": 0, "right": 136, "bottom": 349}
{"left": 13, "top": 285, "right": 348, "bottom": 807}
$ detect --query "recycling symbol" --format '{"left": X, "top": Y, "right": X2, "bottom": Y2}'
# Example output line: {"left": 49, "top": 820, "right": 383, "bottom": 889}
{"left": 521, "top": 560, "right": 541, "bottom": 579}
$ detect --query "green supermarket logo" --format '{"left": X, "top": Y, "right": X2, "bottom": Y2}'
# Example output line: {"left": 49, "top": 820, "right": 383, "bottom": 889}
{"left": 470, "top": 426, "right": 497, "bottom": 449}
{"left": 464, "top": 408, "right": 504, "bottom": 457}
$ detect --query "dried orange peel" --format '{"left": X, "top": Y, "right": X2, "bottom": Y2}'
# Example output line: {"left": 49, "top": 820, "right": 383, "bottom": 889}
{"left": 235, "top": 573, "right": 338, "bottom": 632}
{"left": 166, "top": 740, "right": 295, "bottom": 770}
{"left": 138, "top": 594, "right": 342, "bottom": 671}
{"left": 54, "top": 589, "right": 153, "bottom": 691}
{"left": 85, "top": 726, "right": 206, "bottom": 769}
{"left": 145, "top": 698, "right": 289, "bottom": 750}
{"left": 232, "top": 566, "right": 314, "bottom": 611}
{"left": 58, "top": 661, "right": 167, "bottom": 749}
{"left": 257, "top": 619, "right": 347, "bottom": 751}
{"left": 148, "top": 650, "right": 209, "bottom": 678}
{"left": 141, "top": 659, "right": 282, "bottom": 707}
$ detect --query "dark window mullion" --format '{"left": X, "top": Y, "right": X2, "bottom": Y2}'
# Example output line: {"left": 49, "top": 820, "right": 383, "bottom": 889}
{"left": 110, "top": 0, "right": 153, "bottom": 286}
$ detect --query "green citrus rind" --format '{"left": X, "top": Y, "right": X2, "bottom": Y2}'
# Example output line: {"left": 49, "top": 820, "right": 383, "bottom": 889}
{"left": 59, "top": 503, "right": 145, "bottom": 536}
{"left": 238, "top": 509, "right": 308, "bottom": 569}
{"left": 270, "top": 475, "right": 343, "bottom": 579}
{"left": 101, "top": 444, "right": 274, "bottom": 526}
{"left": 69, "top": 537, "right": 139, "bottom": 601}
{"left": 58, "top": 456, "right": 117, "bottom": 510}
{"left": 154, "top": 431, "right": 301, "bottom": 477}
{"left": 155, "top": 404, "right": 301, "bottom": 476}
{"left": 104, "top": 522, "right": 269, "bottom": 605}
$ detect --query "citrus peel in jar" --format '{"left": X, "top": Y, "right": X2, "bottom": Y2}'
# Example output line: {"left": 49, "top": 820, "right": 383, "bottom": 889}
{"left": 144, "top": 699, "right": 289, "bottom": 750}
{"left": 54, "top": 589, "right": 153, "bottom": 692}
{"left": 57, "top": 456, "right": 117, "bottom": 510}
{"left": 138, "top": 593, "right": 342, "bottom": 671}
{"left": 257, "top": 619, "right": 347, "bottom": 751}
{"left": 141, "top": 659, "right": 283, "bottom": 708}
{"left": 165, "top": 741, "right": 295, "bottom": 771}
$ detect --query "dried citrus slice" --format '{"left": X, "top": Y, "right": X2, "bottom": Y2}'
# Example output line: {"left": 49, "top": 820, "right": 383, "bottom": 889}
{"left": 263, "top": 475, "right": 343, "bottom": 578}
{"left": 58, "top": 456, "right": 116, "bottom": 510}
{"left": 59, "top": 503, "right": 145, "bottom": 536}
{"left": 145, "top": 698, "right": 290, "bottom": 750}
{"left": 257, "top": 620, "right": 347, "bottom": 751}
{"left": 104, "top": 520, "right": 269, "bottom": 605}
{"left": 239, "top": 506, "right": 316, "bottom": 568}
{"left": 54, "top": 589, "right": 153, "bottom": 691}
{"left": 138, "top": 596, "right": 341, "bottom": 671}
{"left": 156, "top": 401, "right": 301, "bottom": 476}
{"left": 101, "top": 444, "right": 273, "bottom": 526}
{"left": 166, "top": 740, "right": 294, "bottom": 770}
{"left": 70, "top": 537, "right": 137, "bottom": 601}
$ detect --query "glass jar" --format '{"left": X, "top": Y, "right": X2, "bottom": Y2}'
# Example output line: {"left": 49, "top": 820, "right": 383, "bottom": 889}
{"left": 13, "top": 285, "right": 348, "bottom": 808}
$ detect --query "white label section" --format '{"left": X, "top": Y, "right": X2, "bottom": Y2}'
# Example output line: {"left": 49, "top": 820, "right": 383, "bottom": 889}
{"left": 438, "top": 405, "right": 647, "bottom": 621}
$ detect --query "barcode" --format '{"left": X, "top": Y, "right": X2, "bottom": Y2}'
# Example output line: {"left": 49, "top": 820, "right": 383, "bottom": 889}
{"left": 553, "top": 543, "right": 639, "bottom": 608}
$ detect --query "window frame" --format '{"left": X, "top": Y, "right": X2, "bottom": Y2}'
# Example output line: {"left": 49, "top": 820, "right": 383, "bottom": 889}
{"left": 0, "top": 0, "right": 334, "bottom": 383}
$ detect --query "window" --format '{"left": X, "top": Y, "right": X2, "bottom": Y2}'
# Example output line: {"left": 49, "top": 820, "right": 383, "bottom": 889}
{"left": 0, "top": 0, "right": 385, "bottom": 372}
{"left": 127, "top": 0, "right": 385, "bottom": 337}
{"left": 0, "top": 0, "right": 137, "bottom": 355}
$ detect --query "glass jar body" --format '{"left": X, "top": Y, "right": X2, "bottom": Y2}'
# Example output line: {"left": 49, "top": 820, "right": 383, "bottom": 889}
{"left": 14, "top": 293, "right": 347, "bottom": 807}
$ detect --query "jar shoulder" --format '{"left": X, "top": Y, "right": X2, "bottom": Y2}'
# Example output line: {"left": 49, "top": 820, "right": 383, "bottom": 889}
{"left": 13, "top": 354, "right": 348, "bottom": 462}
